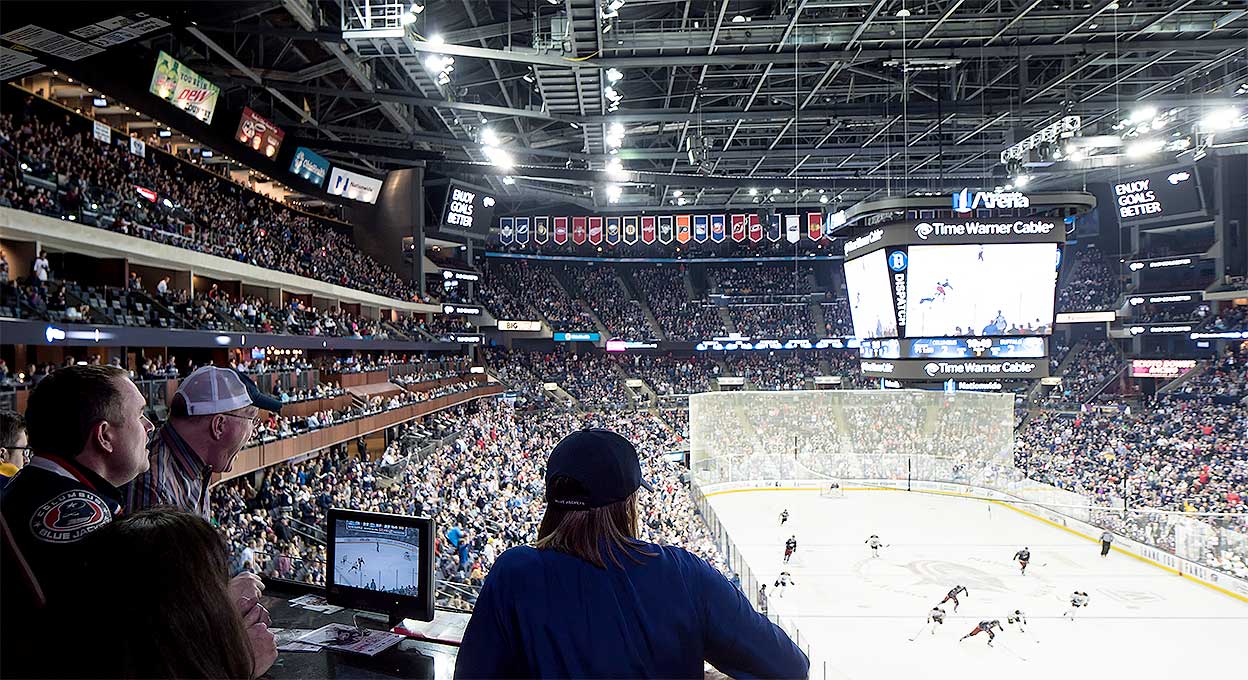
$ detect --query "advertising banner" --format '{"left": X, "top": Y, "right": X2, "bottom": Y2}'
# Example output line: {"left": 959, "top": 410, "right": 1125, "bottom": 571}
{"left": 236, "top": 107, "right": 285, "bottom": 158}
{"left": 149, "top": 50, "right": 220, "bottom": 124}
{"left": 327, "top": 167, "right": 382, "bottom": 204}
{"left": 289, "top": 146, "right": 330, "bottom": 187}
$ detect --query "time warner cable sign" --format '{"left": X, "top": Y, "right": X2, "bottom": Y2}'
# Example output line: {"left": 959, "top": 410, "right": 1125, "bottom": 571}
{"left": 843, "top": 217, "right": 1065, "bottom": 258}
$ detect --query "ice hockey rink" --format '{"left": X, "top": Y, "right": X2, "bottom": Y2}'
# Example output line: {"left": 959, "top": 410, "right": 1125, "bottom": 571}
{"left": 707, "top": 487, "right": 1247, "bottom": 680}
{"left": 333, "top": 538, "right": 420, "bottom": 592}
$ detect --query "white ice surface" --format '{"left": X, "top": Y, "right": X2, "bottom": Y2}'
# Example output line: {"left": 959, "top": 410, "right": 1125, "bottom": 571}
{"left": 333, "top": 538, "right": 420, "bottom": 592}
{"left": 708, "top": 488, "right": 1246, "bottom": 680}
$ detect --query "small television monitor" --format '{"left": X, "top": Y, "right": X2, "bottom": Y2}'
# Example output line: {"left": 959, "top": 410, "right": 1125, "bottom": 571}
{"left": 326, "top": 509, "right": 436, "bottom": 624}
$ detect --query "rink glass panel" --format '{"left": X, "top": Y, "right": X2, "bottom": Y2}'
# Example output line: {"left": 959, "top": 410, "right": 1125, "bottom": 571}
{"left": 689, "top": 390, "right": 1248, "bottom": 582}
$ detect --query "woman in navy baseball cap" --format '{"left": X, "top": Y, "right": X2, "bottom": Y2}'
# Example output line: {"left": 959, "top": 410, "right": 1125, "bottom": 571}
{"left": 455, "top": 428, "right": 808, "bottom": 679}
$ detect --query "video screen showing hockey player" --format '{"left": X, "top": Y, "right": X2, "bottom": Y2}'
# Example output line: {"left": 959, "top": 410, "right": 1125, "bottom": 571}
{"left": 905, "top": 242, "right": 1057, "bottom": 337}
{"left": 333, "top": 518, "right": 423, "bottom": 596}
{"left": 844, "top": 249, "right": 899, "bottom": 339}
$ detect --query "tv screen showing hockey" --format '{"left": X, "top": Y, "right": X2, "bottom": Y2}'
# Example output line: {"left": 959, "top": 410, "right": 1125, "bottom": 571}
{"left": 905, "top": 242, "right": 1057, "bottom": 337}
{"left": 332, "top": 518, "right": 423, "bottom": 597}
{"left": 844, "top": 248, "right": 899, "bottom": 339}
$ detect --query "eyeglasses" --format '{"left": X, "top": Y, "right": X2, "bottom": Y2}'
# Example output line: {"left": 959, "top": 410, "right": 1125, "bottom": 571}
{"left": 6, "top": 447, "right": 33, "bottom": 464}
{"left": 220, "top": 412, "right": 262, "bottom": 427}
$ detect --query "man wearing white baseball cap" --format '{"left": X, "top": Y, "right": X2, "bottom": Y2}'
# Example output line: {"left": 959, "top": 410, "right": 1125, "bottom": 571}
{"left": 125, "top": 365, "right": 282, "bottom": 519}
{"left": 124, "top": 365, "right": 283, "bottom": 676}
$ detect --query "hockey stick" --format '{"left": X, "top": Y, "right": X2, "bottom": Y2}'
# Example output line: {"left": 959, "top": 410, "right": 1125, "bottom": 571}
{"left": 907, "top": 623, "right": 930, "bottom": 642}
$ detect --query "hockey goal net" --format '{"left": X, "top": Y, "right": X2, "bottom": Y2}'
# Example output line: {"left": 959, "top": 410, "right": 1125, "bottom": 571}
{"left": 819, "top": 482, "right": 845, "bottom": 499}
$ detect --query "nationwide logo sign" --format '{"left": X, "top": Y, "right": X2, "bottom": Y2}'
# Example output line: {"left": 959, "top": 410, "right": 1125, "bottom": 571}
{"left": 952, "top": 189, "right": 1030, "bottom": 213}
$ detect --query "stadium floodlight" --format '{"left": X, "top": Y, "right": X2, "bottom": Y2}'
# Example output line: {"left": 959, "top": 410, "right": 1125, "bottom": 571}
{"left": 427, "top": 34, "right": 445, "bottom": 47}
{"left": 480, "top": 128, "right": 500, "bottom": 146}
{"left": 606, "top": 68, "right": 624, "bottom": 83}
{"left": 1201, "top": 107, "right": 1241, "bottom": 131}
{"left": 1125, "top": 138, "right": 1163, "bottom": 158}
{"left": 771, "top": 187, "right": 781, "bottom": 195}
{"left": 673, "top": 190, "right": 683, "bottom": 197}
{"left": 676, "top": 197, "right": 687, "bottom": 206}
{"left": 1014, "top": 175, "right": 1030, "bottom": 188}
{"left": 896, "top": 7, "right": 911, "bottom": 16}
{"left": 748, "top": 187, "right": 758, "bottom": 196}
{"left": 819, "top": 195, "right": 829, "bottom": 204}
{"left": 731, "top": 14, "right": 747, "bottom": 22}
{"left": 502, "top": 176, "right": 516, "bottom": 185}
{"left": 484, "top": 146, "right": 514, "bottom": 170}
{"left": 1127, "top": 106, "right": 1157, "bottom": 125}
{"left": 606, "top": 184, "right": 623, "bottom": 203}
{"left": 605, "top": 157, "right": 626, "bottom": 180}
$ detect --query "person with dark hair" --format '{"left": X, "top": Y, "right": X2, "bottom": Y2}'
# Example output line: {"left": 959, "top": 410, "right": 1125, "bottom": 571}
{"left": 454, "top": 429, "right": 808, "bottom": 679}
{"left": 1, "top": 365, "right": 152, "bottom": 600}
{"left": 0, "top": 409, "right": 29, "bottom": 490}
{"left": 68, "top": 509, "right": 277, "bottom": 678}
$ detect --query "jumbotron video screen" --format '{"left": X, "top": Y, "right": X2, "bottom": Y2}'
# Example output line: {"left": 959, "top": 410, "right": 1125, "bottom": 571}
{"left": 905, "top": 243, "right": 1058, "bottom": 337}
{"left": 844, "top": 240, "right": 1059, "bottom": 339}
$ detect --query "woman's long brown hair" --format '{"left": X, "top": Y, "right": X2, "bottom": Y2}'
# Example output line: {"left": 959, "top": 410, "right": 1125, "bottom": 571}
{"left": 534, "top": 491, "right": 658, "bottom": 569}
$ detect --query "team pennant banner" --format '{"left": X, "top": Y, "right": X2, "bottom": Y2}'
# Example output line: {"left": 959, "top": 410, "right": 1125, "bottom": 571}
{"left": 606, "top": 217, "right": 621, "bottom": 246}
{"left": 534, "top": 216, "right": 550, "bottom": 244}
{"left": 554, "top": 216, "right": 568, "bottom": 244}
{"left": 588, "top": 217, "right": 603, "bottom": 245}
{"left": 623, "top": 216, "right": 639, "bottom": 245}
{"left": 641, "top": 216, "right": 656, "bottom": 244}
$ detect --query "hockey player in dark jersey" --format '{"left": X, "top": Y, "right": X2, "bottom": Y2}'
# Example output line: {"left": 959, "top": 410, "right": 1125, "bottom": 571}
{"left": 779, "top": 509, "right": 789, "bottom": 526}
{"left": 1013, "top": 547, "right": 1031, "bottom": 575}
{"left": 939, "top": 584, "right": 969, "bottom": 611}
{"left": 960, "top": 620, "right": 1003, "bottom": 646}
{"left": 783, "top": 535, "right": 797, "bottom": 563}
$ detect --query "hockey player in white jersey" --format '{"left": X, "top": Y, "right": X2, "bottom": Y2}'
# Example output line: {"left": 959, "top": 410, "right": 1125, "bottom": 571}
{"left": 1063, "top": 591, "right": 1090, "bottom": 620}
{"left": 908, "top": 605, "right": 946, "bottom": 641}
{"left": 1007, "top": 609, "right": 1027, "bottom": 633}
{"left": 774, "top": 571, "right": 796, "bottom": 597}
{"left": 779, "top": 509, "right": 790, "bottom": 526}
{"left": 865, "top": 534, "right": 885, "bottom": 558}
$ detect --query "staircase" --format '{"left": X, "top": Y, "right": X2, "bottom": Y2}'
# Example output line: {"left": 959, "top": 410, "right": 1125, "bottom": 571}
{"left": 808, "top": 299, "right": 827, "bottom": 337}
{"left": 619, "top": 268, "right": 665, "bottom": 341}
{"left": 717, "top": 304, "right": 736, "bottom": 333}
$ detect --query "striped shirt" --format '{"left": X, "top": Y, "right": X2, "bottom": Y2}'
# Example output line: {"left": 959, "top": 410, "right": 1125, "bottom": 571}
{"left": 124, "top": 423, "right": 212, "bottom": 519}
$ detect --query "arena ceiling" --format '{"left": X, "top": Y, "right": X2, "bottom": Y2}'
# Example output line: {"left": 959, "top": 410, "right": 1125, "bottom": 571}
{"left": 7, "top": 1, "right": 1248, "bottom": 213}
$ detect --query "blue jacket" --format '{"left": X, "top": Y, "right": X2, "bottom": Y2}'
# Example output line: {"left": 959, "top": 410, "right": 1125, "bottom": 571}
{"left": 454, "top": 542, "right": 809, "bottom": 679}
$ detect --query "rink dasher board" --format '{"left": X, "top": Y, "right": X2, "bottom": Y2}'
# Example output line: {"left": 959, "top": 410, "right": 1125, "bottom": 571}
{"left": 697, "top": 478, "right": 1248, "bottom": 604}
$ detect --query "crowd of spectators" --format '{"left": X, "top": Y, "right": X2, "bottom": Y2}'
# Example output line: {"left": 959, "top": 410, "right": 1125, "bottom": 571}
{"left": 623, "top": 354, "right": 715, "bottom": 395}
{"left": 713, "top": 265, "right": 814, "bottom": 295}
{"left": 561, "top": 264, "right": 656, "bottom": 340}
{"left": 730, "top": 304, "right": 815, "bottom": 338}
{"left": 628, "top": 265, "right": 724, "bottom": 341}
{"left": 212, "top": 401, "right": 725, "bottom": 601}
{"left": 1, "top": 106, "right": 424, "bottom": 302}
{"left": 485, "top": 261, "right": 590, "bottom": 331}
{"left": 1056, "top": 245, "right": 1119, "bottom": 313}
{"left": 1044, "top": 339, "right": 1121, "bottom": 408}
{"left": 723, "top": 354, "right": 822, "bottom": 390}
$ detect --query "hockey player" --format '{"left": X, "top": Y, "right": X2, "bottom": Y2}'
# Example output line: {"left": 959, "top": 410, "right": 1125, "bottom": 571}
{"left": 779, "top": 509, "right": 790, "bottom": 526}
{"left": 1013, "top": 546, "right": 1031, "bottom": 575}
{"left": 908, "top": 605, "right": 947, "bottom": 640}
{"left": 865, "top": 534, "right": 884, "bottom": 558}
{"left": 783, "top": 535, "right": 797, "bottom": 564}
{"left": 960, "top": 620, "right": 1003, "bottom": 646}
{"left": 774, "top": 571, "right": 795, "bottom": 597}
{"left": 939, "top": 584, "right": 969, "bottom": 611}
{"left": 1007, "top": 609, "right": 1027, "bottom": 633}
{"left": 1063, "top": 591, "right": 1090, "bottom": 620}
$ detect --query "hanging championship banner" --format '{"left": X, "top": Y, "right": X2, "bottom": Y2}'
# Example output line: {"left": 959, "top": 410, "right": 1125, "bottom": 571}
{"left": 658, "top": 215, "right": 674, "bottom": 244}
{"left": 785, "top": 213, "right": 801, "bottom": 243}
{"left": 572, "top": 217, "right": 588, "bottom": 245}
{"left": 767, "top": 214, "right": 782, "bottom": 242}
{"left": 710, "top": 214, "right": 726, "bottom": 243}
{"left": 534, "top": 216, "right": 550, "bottom": 244}
{"left": 605, "top": 216, "right": 621, "bottom": 245}
{"left": 588, "top": 217, "right": 603, "bottom": 245}
{"left": 807, "top": 212, "right": 823, "bottom": 241}
{"left": 749, "top": 214, "right": 763, "bottom": 242}
{"left": 641, "top": 216, "right": 656, "bottom": 244}
{"left": 693, "top": 215, "right": 709, "bottom": 243}
{"left": 731, "top": 214, "right": 747, "bottom": 242}
{"left": 676, "top": 215, "right": 691, "bottom": 244}
{"left": 499, "top": 217, "right": 515, "bottom": 245}
{"left": 554, "top": 216, "right": 569, "bottom": 244}
{"left": 515, "top": 217, "right": 529, "bottom": 245}
{"left": 623, "top": 216, "right": 639, "bottom": 245}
